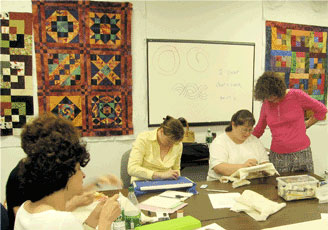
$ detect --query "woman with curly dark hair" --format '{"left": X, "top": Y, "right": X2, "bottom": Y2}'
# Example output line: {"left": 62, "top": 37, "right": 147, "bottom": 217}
{"left": 253, "top": 71, "right": 327, "bottom": 174}
{"left": 14, "top": 114, "right": 120, "bottom": 230}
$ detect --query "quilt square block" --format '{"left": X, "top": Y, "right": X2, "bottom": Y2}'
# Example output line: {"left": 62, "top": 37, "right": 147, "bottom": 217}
{"left": 0, "top": 12, "right": 34, "bottom": 136}
{"left": 33, "top": 0, "right": 133, "bottom": 136}
{"left": 266, "top": 21, "right": 327, "bottom": 106}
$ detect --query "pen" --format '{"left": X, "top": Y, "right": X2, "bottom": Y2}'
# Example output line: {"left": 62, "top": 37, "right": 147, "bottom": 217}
{"left": 205, "top": 189, "right": 228, "bottom": 193}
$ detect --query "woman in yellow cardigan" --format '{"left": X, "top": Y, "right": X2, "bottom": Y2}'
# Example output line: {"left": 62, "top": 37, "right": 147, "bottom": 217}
{"left": 128, "top": 116, "right": 185, "bottom": 182}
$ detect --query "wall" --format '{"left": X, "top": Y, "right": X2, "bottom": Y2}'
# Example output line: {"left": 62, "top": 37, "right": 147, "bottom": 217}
{"left": 1, "top": 0, "right": 327, "bottom": 202}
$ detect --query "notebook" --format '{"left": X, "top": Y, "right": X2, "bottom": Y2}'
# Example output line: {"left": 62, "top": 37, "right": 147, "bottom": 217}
{"left": 133, "top": 176, "right": 194, "bottom": 191}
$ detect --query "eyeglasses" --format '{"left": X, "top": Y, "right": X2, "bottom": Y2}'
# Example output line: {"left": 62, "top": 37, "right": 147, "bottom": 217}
{"left": 240, "top": 127, "right": 254, "bottom": 134}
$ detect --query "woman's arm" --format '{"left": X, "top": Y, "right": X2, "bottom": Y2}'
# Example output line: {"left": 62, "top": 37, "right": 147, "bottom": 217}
{"left": 252, "top": 103, "right": 267, "bottom": 138}
{"left": 127, "top": 137, "right": 154, "bottom": 180}
{"left": 297, "top": 89, "right": 327, "bottom": 122}
{"left": 213, "top": 159, "right": 258, "bottom": 176}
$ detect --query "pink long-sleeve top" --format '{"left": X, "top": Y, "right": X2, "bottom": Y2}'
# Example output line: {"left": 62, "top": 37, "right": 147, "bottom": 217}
{"left": 253, "top": 89, "right": 327, "bottom": 154}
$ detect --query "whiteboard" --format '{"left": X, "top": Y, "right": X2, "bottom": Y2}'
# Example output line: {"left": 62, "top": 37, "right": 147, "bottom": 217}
{"left": 147, "top": 39, "right": 255, "bottom": 126}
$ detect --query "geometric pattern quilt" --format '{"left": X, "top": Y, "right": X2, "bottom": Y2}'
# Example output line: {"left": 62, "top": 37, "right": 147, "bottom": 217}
{"left": 32, "top": 0, "right": 133, "bottom": 136}
{"left": 0, "top": 12, "right": 34, "bottom": 136}
{"left": 266, "top": 21, "right": 328, "bottom": 108}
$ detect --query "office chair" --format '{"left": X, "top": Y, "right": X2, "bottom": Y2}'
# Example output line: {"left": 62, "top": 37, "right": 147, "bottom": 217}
{"left": 120, "top": 149, "right": 132, "bottom": 189}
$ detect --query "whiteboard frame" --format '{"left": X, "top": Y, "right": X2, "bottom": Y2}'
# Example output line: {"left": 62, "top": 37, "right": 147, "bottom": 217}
{"left": 147, "top": 39, "right": 255, "bottom": 127}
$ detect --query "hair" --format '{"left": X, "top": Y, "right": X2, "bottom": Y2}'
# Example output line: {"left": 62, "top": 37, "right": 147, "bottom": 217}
{"left": 19, "top": 113, "right": 90, "bottom": 202}
{"left": 254, "top": 71, "right": 287, "bottom": 101}
{"left": 225, "top": 110, "right": 255, "bottom": 132}
{"left": 160, "top": 115, "right": 185, "bottom": 142}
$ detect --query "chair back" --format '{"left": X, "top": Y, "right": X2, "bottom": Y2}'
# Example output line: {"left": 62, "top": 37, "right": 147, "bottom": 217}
{"left": 120, "top": 149, "right": 132, "bottom": 188}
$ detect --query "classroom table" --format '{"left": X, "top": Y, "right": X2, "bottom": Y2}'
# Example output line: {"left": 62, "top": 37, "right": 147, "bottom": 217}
{"left": 102, "top": 173, "right": 328, "bottom": 230}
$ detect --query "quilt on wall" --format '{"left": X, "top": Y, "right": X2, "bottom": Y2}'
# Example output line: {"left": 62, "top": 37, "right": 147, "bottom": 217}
{"left": 32, "top": 0, "right": 133, "bottom": 136}
{"left": 265, "top": 21, "right": 328, "bottom": 109}
{"left": 0, "top": 12, "right": 34, "bottom": 136}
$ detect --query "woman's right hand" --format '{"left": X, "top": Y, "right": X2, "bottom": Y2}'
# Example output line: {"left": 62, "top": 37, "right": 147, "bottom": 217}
{"left": 98, "top": 194, "right": 121, "bottom": 230}
{"left": 243, "top": 159, "right": 258, "bottom": 167}
{"left": 154, "top": 170, "right": 179, "bottom": 180}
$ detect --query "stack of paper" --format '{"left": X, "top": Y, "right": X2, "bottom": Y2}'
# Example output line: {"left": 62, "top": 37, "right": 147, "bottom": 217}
{"left": 139, "top": 194, "right": 189, "bottom": 213}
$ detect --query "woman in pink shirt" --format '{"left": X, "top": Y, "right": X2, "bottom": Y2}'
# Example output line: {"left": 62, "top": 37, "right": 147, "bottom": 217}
{"left": 253, "top": 71, "right": 327, "bottom": 174}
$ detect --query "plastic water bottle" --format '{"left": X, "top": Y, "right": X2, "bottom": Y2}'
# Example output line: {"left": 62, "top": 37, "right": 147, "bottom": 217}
{"left": 112, "top": 209, "right": 126, "bottom": 230}
{"left": 125, "top": 186, "right": 141, "bottom": 230}
{"left": 206, "top": 128, "right": 213, "bottom": 145}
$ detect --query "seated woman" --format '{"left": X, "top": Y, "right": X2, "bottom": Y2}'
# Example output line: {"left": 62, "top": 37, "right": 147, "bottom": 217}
{"left": 207, "top": 110, "right": 269, "bottom": 181}
{"left": 6, "top": 160, "right": 122, "bottom": 230}
{"left": 128, "top": 115, "right": 185, "bottom": 182}
{"left": 14, "top": 114, "right": 120, "bottom": 230}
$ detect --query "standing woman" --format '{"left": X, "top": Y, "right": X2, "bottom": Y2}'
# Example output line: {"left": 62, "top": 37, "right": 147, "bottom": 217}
{"left": 14, "top": 114, "right": 120, "bottom": 230}
{"left": 253, "top": 71, "right": 327, "bottom": 174}
{"left": 128, "top": 116, "right": 185, "bottom": 182}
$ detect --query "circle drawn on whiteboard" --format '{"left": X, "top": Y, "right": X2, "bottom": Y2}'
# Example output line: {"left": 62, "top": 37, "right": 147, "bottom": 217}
{"left": 187, "top": 47, "right": 209, "bottom": 72}
{"left": 153, "top": 45, "right": 180, "bottom": 76}
{"left": 173, "top": 83, "right": 207, "bottom": 100}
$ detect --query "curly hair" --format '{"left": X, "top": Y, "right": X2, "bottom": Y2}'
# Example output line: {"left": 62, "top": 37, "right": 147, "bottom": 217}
{"left": 254, "top": 71, "right": 287, "bottom": 101}
{"left": 19, "top": 113, "right": 90, "bottom": 202}
{"left": 225, "top": 110, "right": 255, "bottom": 132}
{"left": 160, "top": 115, "right": 184, "bottom": 142}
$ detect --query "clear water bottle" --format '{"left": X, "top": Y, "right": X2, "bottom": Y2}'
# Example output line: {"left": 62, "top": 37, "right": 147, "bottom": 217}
{"left": 125, "top": 186, "right": 141, "bottom": 230}
{"left": 112, "top": 208, "right": 125, "bottom": 230}
{"left": 206, "top": 128, "right": 213, "bottom": 145}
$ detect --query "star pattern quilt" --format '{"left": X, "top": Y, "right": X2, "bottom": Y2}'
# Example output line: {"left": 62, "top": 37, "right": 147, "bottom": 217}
{"left": 32, "top": 0, "right": 133, "bottom": 136}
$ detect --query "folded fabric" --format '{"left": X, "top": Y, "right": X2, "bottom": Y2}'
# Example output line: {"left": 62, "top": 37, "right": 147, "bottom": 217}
{"left": 219, "top": 163, "right": 279, "bottom": 188}
{"left": 231, "top": 190, "right": 286, "bottom": 221}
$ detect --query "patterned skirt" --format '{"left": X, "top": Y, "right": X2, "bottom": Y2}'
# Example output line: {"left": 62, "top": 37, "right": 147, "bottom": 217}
{"left": 269, "top": 147, "right": 314, "bottom": 174}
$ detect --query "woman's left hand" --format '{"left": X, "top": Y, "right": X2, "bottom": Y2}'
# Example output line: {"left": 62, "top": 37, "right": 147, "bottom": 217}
{"left": 84, "top": 174, "right": 123, "bottom": 191}
{"left": 66, "top": 191, "right": 95, "bottom": 211}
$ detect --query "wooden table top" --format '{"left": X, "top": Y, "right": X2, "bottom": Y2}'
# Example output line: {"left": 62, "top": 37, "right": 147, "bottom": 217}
{"left": 103, "top": 173, "right": 328, "bottom": 229}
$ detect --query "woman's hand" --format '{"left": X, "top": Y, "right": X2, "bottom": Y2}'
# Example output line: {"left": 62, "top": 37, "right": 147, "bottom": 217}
{"left": 84, "top": 174, "right": 123, "bottom": 191}
{"left": 66, "top": 191, "right": 95, "bottom": 211}
{"left": 98, "top": 194, "right": 121, "bottom": 230}
{"left": 153, "top": 170, "right": 180, "bottom": 180}
{"left": 243, "top": 159, "right": 258, "bottom": 167}
{"left": 84, "top": 196, "right": 108, "bottom": 228}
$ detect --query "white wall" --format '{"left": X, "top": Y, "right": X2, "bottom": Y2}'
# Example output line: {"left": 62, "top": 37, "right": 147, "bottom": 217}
{"left": 1, "top": 0, "right": 328, "bottom": 202}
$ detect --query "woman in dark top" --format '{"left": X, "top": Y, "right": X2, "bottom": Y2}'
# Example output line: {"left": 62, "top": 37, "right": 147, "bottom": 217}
{"left": 6, "top": 160, "right": 24, "bottom": 230}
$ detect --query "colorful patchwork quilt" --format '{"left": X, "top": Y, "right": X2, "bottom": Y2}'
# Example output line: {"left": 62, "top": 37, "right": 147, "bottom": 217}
{"left": 32, "top": 0, "right": 133, "bottom": 136}
{"left": 0, "top": 12, "right": 34, "bottom": 136}
{"left": 265, "top": 21, "right": 328, "bottom": 107}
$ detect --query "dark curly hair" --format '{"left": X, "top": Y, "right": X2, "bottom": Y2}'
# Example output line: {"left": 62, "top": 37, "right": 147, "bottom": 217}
{"left": 225, "top": 110, "right": 255, "bottom": 132}
{"left": 254, "top": 71, "right": 287, "bottom": 101}
{"left": 19, "top": 113, "right": 90, "bottom": 202}
{"left": 160, "top": 115, "right": 184, "bottom": 142}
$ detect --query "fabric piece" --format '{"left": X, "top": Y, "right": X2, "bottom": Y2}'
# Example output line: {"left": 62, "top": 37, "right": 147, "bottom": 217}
{"left": 231, "top": 190, "right": 286, "bottom": 221}
{"left": 207, "top": 133, "right": 269, "bottom": 181}
{"left": 128, "top": 129, "right": 183, "bottom": 182}
{"left": 265, "top": 21, "right": 328, "bottom": 107}
{"left": 15, "top": 202, "right": 83, "bottom": 230}
{"left": 219, "top": 163, "right": 279, "bottom": 188}
{"left": 269, "top": 147, "right": 314, "bottom": 174}
{"left": 0, "top": 12, "right": 34, "bottom": 136}
{"left": 32, "top": 0, "right": 133, "bottom": 136}
{"left": 252, "top": 89, "right": 327, "bottom": 154}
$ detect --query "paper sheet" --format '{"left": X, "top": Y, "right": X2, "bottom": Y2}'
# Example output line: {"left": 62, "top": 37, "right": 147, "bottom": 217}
{"left": 196, "top": 223, "right": 225, "bottom": 230}
{"left": 140, "top": 196, "right": 183, "bottom": 209}
{"left": 208, "top": 193, "right": 240, "bottom": 209}
{"left": 158, "top": 190, "right": 193, "bottom": 201}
